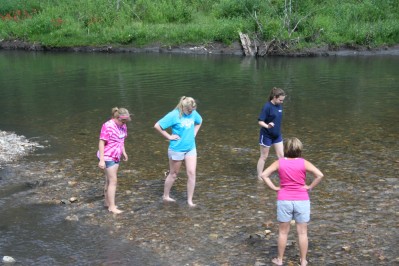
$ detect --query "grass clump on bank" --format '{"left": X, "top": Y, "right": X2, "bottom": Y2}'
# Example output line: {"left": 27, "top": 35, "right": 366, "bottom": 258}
{"left": 0, "top": 0, "right": 398, "bottom": 50}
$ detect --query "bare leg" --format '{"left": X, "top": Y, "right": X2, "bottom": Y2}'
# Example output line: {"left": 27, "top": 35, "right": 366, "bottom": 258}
{"left": 296, "top": 223, "right": 308, "bottom": 266}
{"left": 185, "top": 155, "right": 197, "bottom": 207}
{"left": 272, "top": 222, "right": 290, "bottom": 265}
{"left": 104, "top": 174, "right": 109, "bottom": 207}
{"left": 257, "top": 145, "right": 270, "bottom": 179}
{"left": 163, "top": 159, "right": 182, "bottom": 202}
{"left": 273, "top": 141, "right": 284, "bottom": 158}
{"left": 104, "top": 164, "right": 123, "bottom": 214}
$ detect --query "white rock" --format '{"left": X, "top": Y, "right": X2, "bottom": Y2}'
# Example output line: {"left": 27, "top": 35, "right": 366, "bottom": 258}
{"left": 3, "top": 256, "right": 16, "bottom": 263}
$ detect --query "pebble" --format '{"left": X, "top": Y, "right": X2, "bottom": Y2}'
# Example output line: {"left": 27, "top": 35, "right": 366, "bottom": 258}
{"left": 69, "top": 197, "right": 78, "bottom": 203}
{"left": 342, "top": 245, "right": 351, "bottom": 251}
{"left": 2, "top": 256, "right": 16, "bottom": 263}
{"left": 65, "top": 215, "right": 79, "bottom": 221}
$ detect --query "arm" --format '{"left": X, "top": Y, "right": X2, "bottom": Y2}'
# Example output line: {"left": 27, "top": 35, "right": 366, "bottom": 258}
{"left": 154, "top": 122, "right": 180, "bottom": 140}
{"left": 122, "top": 145, "right": 128, "bottom": 161}
{"left": 194, "top": 123, "right": 202, "bottom": 137}
{"left": 258, "top": 120, "right": 274, "bottom": 129}
{"left": 304, "top": 160, "right": 324, "bottom": 191}
{"left": 98, "top": 139, "right": 106, "bottom": 169}
{"left": 261, "top": 160, "right": 280, "bottom": 191}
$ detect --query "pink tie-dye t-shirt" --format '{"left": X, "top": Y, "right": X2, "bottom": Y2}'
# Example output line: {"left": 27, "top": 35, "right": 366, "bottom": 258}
{"left": 97, "top": 119, "right": 127, "bottom": 162}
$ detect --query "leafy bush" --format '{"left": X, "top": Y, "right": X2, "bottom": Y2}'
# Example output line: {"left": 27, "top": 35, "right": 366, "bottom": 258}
{"left": 213, "top": 0, "right": 270, "bottom": 19}
{"left": 133, "top": 0, "right": 193, "bottom": 23}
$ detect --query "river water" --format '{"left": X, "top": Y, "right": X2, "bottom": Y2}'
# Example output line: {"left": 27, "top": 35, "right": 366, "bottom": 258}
{"left": 0, "top": 51, "right": 398, "bottom": 265}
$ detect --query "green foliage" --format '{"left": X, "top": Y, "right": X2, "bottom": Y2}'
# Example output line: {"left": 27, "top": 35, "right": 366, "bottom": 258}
{"left": 212, "top": 0, "right": 271, "bottom": 19}
{"left": 0, "top": 0, "right": 398, "bottom": 49}
{"left": 0, "top": 0, "right": 41, "bottom": 14}
{"left": 133, "top": 0, "right": 193, "bottom": 23}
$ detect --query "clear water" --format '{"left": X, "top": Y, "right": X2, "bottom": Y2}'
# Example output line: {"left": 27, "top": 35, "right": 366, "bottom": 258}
{"left": 0, "top": 51, "right": 398, "bottom": 265}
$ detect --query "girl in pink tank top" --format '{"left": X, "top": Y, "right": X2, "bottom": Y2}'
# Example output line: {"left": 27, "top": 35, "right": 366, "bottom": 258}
{"left": 261, "top": 137, "right": 324, "bottom": 266}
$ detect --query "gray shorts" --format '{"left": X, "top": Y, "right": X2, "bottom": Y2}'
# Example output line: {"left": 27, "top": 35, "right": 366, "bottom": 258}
{"left": 277, "top": 200, "right": 310, "bottom": 223}
{"left": 168, "top": 148, "right": 197, "bottom": 161}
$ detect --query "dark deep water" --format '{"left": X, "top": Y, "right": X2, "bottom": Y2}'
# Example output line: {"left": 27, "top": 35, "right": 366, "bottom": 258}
{"left": 0, "top": 51, "right": 398, "bottom": 265}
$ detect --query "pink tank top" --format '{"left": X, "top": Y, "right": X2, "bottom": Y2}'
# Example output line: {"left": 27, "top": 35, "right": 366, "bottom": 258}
{"left": 277, "top": 158, "right": 309, "bottom": 200}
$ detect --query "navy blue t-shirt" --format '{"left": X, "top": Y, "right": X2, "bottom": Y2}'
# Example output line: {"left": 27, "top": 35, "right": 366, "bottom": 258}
{"left": 258, "top": 101, "right": 283, "bottom": 138}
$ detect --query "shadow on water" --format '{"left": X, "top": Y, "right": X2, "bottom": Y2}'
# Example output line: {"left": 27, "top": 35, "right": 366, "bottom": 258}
{"left": 0, "top": 51, "right": 398, "bottom": 265}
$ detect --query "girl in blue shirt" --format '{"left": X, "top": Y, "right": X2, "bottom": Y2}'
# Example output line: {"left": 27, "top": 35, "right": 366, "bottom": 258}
{"left": 257, "top": 87, "right": 286, "bottom": 180}
{"left": 154, "top": 96, "right": 203, "bottom": 207}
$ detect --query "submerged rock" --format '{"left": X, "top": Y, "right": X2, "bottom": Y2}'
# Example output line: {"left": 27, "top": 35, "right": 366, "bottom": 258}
{"left": 0, "top": 130, "right": 44, "bottom": 168}
{"left": 65, "top": 215, "right": 79, "bottom": 221}
{"left": 69, "top": 197, "right": 78, "bottom": 203}
{"left": 2, "top": 256, "right": 16, "bottom": 263}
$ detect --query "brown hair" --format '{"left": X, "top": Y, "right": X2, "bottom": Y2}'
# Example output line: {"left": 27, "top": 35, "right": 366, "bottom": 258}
{"left": 269, "top": 87, "right": 286, "bottom": 101}
{"left": 175, "top": 96, "right": 197, "bottom": 118}
{"left": 284, "top": 137, "right": 303, "bottom": 158}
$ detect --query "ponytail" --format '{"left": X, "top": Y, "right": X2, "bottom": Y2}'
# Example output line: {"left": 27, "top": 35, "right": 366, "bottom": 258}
{"left": 269, "top": 87, "right": 286, "bottom": 101}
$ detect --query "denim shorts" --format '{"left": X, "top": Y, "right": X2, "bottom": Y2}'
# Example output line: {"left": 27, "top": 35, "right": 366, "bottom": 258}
{"left": 259, "top": 134, "right": 283, "bottom": 147}
{"left": 277, "top": 200, "right": 310, "bottom": 223}
{"left": 105, "top": 160, "right": 119, "bottom": 168}
{"left": 168, "top": 148, "right": 197, "bottom": 161}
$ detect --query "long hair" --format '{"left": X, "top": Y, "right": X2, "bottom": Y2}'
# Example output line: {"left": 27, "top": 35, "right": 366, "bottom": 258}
{"left": 269, "top": 87, "right": 286, "bottom": 101}
{"left": 175, "top": 96, "right": 197, "bottom": 118}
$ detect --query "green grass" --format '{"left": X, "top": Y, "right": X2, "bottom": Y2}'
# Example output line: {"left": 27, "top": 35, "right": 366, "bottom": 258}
{"left": 0, "top": 0, "right": 398, "bottom": 49}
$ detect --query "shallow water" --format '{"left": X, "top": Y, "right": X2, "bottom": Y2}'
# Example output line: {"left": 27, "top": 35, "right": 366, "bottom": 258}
{"left": 0, "top": 51, "right": 398, "bottom": 265}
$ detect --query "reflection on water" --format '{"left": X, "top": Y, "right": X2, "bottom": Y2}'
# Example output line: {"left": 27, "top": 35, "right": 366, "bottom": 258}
{"left": 0, "top": 51, "right": 398, "bottom": 265}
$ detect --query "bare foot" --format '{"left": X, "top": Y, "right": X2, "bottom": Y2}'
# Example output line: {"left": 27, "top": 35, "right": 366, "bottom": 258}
{"left": 188, "top": 202, "right": 197, "bottom": 207}
{"left": 300, "top": 259, "right": 308, "bottom": 266}
{"left": 108, "top": 207, "right": 123, "bottom": 214}
{"left": 163, "top": 196, "right": 176, "bottom": 202}
{"left": 272, "top": 258, "right": 283, "bottom": 266}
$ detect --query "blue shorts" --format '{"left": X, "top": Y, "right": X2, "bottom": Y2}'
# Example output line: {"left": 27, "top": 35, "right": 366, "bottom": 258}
{"left": 105, "top": 161, "right": 119, "bottom": 168}
{"left": 168, "top": 148, "right": 197, "bottom": 161}
{"left": 259, "top": 134, "right": 283, "bottom": 147}
{"left": 277, "top": 200, "right": 310, "bottom": 223}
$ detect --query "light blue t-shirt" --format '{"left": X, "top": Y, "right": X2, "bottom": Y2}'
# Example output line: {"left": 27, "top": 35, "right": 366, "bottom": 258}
{"left": 158, "top": 109, "right": 202, "bottom": 152}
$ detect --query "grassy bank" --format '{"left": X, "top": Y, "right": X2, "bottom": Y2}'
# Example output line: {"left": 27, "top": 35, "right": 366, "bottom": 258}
{"left": 1, "top": 0, "right": 398, "bottom": 51}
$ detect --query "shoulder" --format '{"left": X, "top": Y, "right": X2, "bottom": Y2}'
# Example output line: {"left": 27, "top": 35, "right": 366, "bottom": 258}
{"left": 193, "top": 110, "right": 202, "bottom": 118}
{"left": 168, "top": 109, "right": 179, "bottom": 117}
{"left": 102, "top": 119, "right": 114, "bottom": 128}
{"left": 162, "top": 109, "right": 179, "bottom": 119}
{"left": 260, "top": 102, "right": 271, "bottom": 113}
{"left": 271, "top": 160, "right": 280, "bottom": 169}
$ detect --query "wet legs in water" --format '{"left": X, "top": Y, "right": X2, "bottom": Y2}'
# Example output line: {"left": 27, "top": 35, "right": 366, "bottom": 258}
{"left": 104, "top": 164, "right": 123, "bottom": 214}
{"left": 257, "top": 142, "right": 284, "bottom": 180}
{"left": 272, "top": 222, "right": 308, "bottom": 266}
{"left": 163, "top": 155, "right": 197, "bottom": 207}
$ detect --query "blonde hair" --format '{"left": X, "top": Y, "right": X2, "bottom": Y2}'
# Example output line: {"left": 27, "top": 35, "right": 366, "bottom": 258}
{"left": 284, "top": 137, "right": 303, "bottom": 158}
{"left": 269, "top": 87, "right": 286, "bottom": 101}
{"left": 175, "top": 96, "right": 197, "bottom": 117}
{"left": 111, "top": 107, "right": 131, "bottom": 120}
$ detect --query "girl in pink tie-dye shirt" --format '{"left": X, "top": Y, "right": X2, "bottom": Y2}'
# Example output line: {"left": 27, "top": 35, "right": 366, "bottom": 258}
{"left": 97, "top": 107, "right": 131, "bottom": 214}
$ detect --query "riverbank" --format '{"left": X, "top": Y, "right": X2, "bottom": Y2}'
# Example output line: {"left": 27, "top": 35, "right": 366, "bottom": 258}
{"left": 1, "top": 39, "right": 399, "bottom": 57}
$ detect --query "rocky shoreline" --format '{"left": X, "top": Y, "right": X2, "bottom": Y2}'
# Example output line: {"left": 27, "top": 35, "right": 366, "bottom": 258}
{"left": 0, "top": 130, "right": 44, "bottom": 168}
{"left": 1, "top": 39, "right": 399, "bottom": 57}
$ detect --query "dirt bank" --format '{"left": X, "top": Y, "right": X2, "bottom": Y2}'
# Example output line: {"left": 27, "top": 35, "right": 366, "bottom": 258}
{"left": 1, "top": 39, "right": 399, "bottom": 57}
